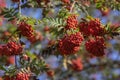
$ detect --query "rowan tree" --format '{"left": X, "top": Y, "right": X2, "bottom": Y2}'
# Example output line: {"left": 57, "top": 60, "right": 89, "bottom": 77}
{"left": 0, "top": 0, "right": 120, "bottom": 80}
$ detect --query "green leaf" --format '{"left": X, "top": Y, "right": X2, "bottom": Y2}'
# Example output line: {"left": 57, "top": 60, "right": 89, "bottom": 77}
{"left": 45, "top": 17, "right": 66, "bottom": 27}
{"left": 4, "top": 14, "right": 12, "bottom": 18}
{"left": 8, "top": 17, "right": 15, "bottom": 21}
{"left": 0, "top": 65, "right": 7, "bottom": 71}
{"left": 26, "top": 51, "right": 36, "bottom": 60}
{"left": 96, "top": 2, "right": 102, "bottom": 8}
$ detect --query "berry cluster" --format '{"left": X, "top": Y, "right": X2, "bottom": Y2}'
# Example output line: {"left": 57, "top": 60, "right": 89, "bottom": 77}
{"left": 0, "top": 42, "right": 22, "bottom": 56}
{"left": 79, "top": 18, "right": 104, "bottom": 36}
{"left": 65, "top": 15, "right": 78, "bottom": 30}
{"left": 6, "top": 56, "right": 15, "bottom": 65}
{"left": 71, "top": 57, "right": 83, "bottom": 71}
{"left": 11, "top": 0, "right": 20, "bottom": 2}
{"left": 44, "top": 64, "right": 54, "bottom": 77}
{"left": 27, "top": 31, "right": 43, "bottom": 43}
{"left": 18, "top": 22, "right": 34, "bottom": 38}
{"left": 18, "top": 22, "right": 40, "bottom": 43}
{"left": 0, "top": 0, "right": 6, "bottom": 7}
{"left": 61, "top": 0, "right": 70, "bottom": 4}
{"left": 43, "top": 26, "right": 50, "bottom": 32}
{"left": 4, "top": 76, "right": 14, "bottom": 80}
{"left": 4, "top": 73, "right": 30, "bottom": 80}
{"left": 58, "top": 32, "right": 83, "bottom": 55}
{"left": 15, "top": 73, "right": 30, "bottom": 80}
{"left": 85, "top": 37, "right": 105, "bottom": 57}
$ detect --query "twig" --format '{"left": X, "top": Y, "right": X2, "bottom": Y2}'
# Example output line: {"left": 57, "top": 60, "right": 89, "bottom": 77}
{"left": 15, "top": 55, "right": 18, "bottom": 68}
{"left": 76, "top": 2, "right": 89, "bottom": 16}
{"left": 82, "top": 60, "right": 120, "bottom": 71}
{"left": 18, "top": 0, "right": 21, "bottom": 16}
{"left": 15, "top": 1, "right": 31, "bottom": 11}
{"left": 70, "top": 1, "right": 76, "bottom": 13}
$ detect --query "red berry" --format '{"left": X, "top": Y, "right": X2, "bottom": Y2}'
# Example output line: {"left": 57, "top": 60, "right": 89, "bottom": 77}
{"left": 79, "top": 18, "right": 104, "bottom": 37}
{"left": 46, "top": 70, "right": 54, "bottom": 77}
{"left": 4, "top": 72, "right": 30, "bottom": 80}
{"left": 7, "top": 42, "right": 23, "bottom": 55}
{"left": 18, "top": 22, "right": 34, "bottom": 38}
{"left": 61, "top": 0, "right": 70, "bottom": 4}
{"left": 0, "top": 0, "right": 6, "bottom": 8}
{"left": 0, "top": 45, "right": 3, "bottom": 56}
{"left": 6, "top": 56, "right": 15, "bottom": 65}
{"left": 58, "top": 32, "right": 83, "bottom": 55}
{"left": 71, "top": 57, "right": 83, "bottom": 71}
{"left": 0, "top": 42, "right": 22, "bottom": 56}
{"left": 99, "top": 8, "right": 110, "bottom": 16}
{"left": 85, "top": 37, "right": 106, "bottom": 57}
{"left": 15, "top": 73, "right": 30, "bottom": 80}
{"left": 27, "top": 31, "right": 43, "bottom": 43}
{"left": 4, "top": 76, "right": 14, "bottom": 80}
{"left": 23, "top": 54, "right": 29, "bottom": 60}
{"left": 11, "top": 0, "right": 20, "bottom": 2}
{"left": 18, "top": 22, "right": 39, "bottom": 43}
{"left": 43, "top": 26, "right": 50, "bottom": 32}
{"left": 0, "top": 77, "right": 2, "bottom": 80}
{"left": 65, "top": 15, "right": 78, "bottom": 30}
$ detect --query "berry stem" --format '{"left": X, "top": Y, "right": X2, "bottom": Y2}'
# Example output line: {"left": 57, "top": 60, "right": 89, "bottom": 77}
{"left": 18, "top": 0, "right": 21, "bottom": 17}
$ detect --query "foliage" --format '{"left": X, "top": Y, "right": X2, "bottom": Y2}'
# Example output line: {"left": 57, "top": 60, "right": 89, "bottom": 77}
{"left": 0, "top": 0, "right": 120, "bottom": 80}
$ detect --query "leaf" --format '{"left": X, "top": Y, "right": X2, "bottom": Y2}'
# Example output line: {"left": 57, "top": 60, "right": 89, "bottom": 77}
{"left": 44, "top": 17, "right": 66, "bottom": 27}
{"left": 96, "top": 2, "right": 102, "bottom": 8}
{"left": 4, "top": 14, "right": 12, "bottom": 18}
{"left": 26, "top": 51, "right": 36, "bottom": 60}
{"left": 8, "top": 17, "right": 15, "bottom": 21}
{"left": 105, "top": 23, "right": 111, "bottom": 31}
{"left": 0, "top": 65, "right": 7, "bottom": 71}
{"left": 0, "top": 8, "right": 19, "bottom": 21}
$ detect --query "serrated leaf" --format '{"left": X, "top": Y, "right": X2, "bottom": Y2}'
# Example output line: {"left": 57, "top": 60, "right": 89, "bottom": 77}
{"left": 9, "top": 8, "right": 15, "bottom": 13}
{"left": 4, "top": 14, "right": 12, "bottom": 18}
{"left": 105, "top": 23, "right": 111, "bottom": 31}
{"left": 0, "top": 65, "right": 7, "bottom": 71}
{"left": 45, "top": 17, "right": 66, "bottom": 27}
{"left": 8, "top": 17, "right": 15, "bottom": 21}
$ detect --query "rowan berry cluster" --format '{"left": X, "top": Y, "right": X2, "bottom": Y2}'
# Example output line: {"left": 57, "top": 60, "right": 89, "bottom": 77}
{"left": 4, "top": 72, "right": 30, "bottom": 80}
{"left": 79, "top": 18, "right": 104, "bottom": 36}
{"left": 58, "top": 32, "right": 83, "bottom": 55}
{"left": 71, "top": 57, "right": 83, "bottom": 71}
{"left": 18, "top": 22, "right": 34, "bottom": 38}
{"left": 18, "top": 22, "right": 42, "bottom": 43}
{"left": 15, "top": 72, "right": 30, "bottom": 80}
{"left": 11, "top": 0, "right": 20, "bottom": 2}
{"left": 61, "top": 0, "right": 70, "bottom": 4}
{"left": 85, "top": 37, "right": 105, "bottom": 57}
{"left": 0, "top": 42, "right": 22, "bottom": 56}
{"left": 65, "top": 15, "right": 78, "bottom": 30}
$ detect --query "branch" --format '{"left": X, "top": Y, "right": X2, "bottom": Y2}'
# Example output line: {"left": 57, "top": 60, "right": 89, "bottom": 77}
{"left": 70, "top": 1, "right": 76, "bottom": 13}
{"left": 15, "top": 1, "right": 31, "bottom": 11}
{"left": 83, "top": 60, "right": 120, "bottom": 71}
